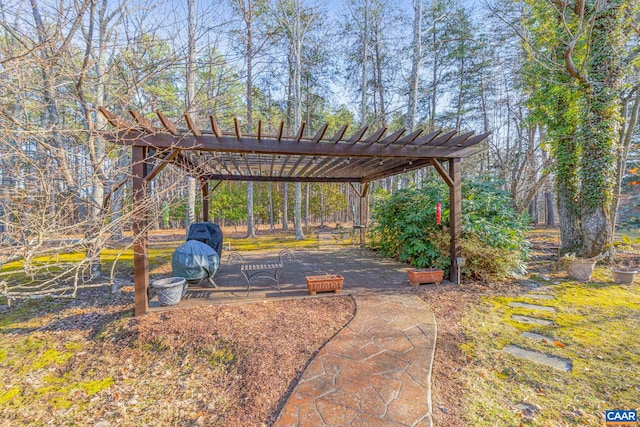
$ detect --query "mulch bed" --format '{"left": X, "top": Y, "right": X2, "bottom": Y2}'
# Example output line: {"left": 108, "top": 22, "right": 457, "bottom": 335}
{"left": 0, "top": 286, "right": 355, "bottom": 426}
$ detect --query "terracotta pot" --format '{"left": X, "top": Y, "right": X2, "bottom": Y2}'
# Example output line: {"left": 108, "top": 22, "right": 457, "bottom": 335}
{"left": 565, "top": 258, "right": 596, "bottom": 282}
{"left": 610, "top": 269, "right": 638, "bottom": 284}
{"left": 407, "top": 268, "right": 444, "bottom": 286}
{"left": 305, "top": 274, "right": 344, "bottom": 295}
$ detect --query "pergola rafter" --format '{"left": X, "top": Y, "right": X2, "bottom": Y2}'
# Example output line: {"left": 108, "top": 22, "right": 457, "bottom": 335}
{"left": 99, "top": 108, "right": 489, "bottom": 315}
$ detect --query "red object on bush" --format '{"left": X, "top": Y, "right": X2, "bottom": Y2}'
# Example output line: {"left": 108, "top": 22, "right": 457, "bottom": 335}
{"left": 436, "top": 203, "right": 442, "bottom": 225}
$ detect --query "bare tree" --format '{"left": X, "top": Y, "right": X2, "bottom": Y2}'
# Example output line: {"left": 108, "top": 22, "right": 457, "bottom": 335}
{"left": 185, "top": 0, "right": 198, "bottom": 234}
{"left": 406, "top": 0, "right": 421, "bottom": 131}
{"left": 273, "top": 0, "right": 321, "bottom": 240}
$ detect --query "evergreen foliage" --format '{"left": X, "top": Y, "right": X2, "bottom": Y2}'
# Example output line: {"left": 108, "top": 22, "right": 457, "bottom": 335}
{"left": 369, "top": 177, "right": 529, "bottom": 280}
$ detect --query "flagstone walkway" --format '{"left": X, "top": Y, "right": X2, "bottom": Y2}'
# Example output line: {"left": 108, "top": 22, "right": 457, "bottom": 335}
{"left": 274, "top": 291, "right": 437, "bottom": 427}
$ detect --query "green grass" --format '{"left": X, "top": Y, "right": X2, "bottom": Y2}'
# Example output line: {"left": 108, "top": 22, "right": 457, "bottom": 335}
{"left": 614, "top": 228, "right": 640, "bottom": 241}
{"left": 2, "top": 234, "right": 321, "bottom": 280}
{"left": 226, "top": 235, "right": 321, "bottom": 251}
{"left": 460, "top": 274, "right": 640, "bottom": 426}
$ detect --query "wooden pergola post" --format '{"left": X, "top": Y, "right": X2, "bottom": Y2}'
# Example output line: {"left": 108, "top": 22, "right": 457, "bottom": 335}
{"left": 132, "top": 146, "right": 150, "bottom": 316}
{"left": 201, "top": 178, "right": 209, "bottom": 222}
{"left": 449, "top": 158, "right": 462, "bottom": 282}
{"left": 359, "top": 182, "right": 370, "bottom": 248}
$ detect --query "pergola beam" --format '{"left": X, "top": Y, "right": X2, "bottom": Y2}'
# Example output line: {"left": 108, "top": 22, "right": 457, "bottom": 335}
{"left": 106, "top": 131, "right": 485, "bottom": 159}
{"left": 380, "top": 128, "right": 405, "bottom": 145}
{"left": 129, "top": 110, "right": 156, "bottom": 133}
{"left": 200, "top": 174, "right": 362, "bottom": 183}
{"left": 362, "top": 158, "right": 434, "bottom": 182}
{"left": 429, "top": 158, "right": 454, "bottom": 188}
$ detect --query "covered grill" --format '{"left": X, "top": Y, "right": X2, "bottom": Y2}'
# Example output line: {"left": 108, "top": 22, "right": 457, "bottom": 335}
{"left": 171, "top": 222, "right": 223, "bottom": 285}
{"left": 186, "top": 222, "right": 223, "bottom": 257}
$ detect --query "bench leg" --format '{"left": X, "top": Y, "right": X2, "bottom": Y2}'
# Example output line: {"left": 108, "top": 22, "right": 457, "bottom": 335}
{"left": 241, "top": 271, "right": 251, "bottom": 298}
{"left": 273, "top": 268, "right": 282, "bottom": 294}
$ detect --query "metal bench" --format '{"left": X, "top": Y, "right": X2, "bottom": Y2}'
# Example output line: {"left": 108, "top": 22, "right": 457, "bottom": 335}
{"left": 227, "top": 249, "right": 295, "bottom": 297}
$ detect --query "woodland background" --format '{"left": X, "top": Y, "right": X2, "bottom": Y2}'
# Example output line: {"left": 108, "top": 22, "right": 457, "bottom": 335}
{"left": 0, "top": 0, "right": 638, "bottom": 265}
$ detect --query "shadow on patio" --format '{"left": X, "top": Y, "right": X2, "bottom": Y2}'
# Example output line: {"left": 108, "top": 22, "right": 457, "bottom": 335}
{"left": 149, "top": 247, "right": 424, "bottom": 310}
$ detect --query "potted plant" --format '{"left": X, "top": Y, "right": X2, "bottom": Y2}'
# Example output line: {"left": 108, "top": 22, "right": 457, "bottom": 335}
{"left": 560, "top": 253, "right": 599, "bottom": 282}
{"left": 407, "top": 267, "right": 444, "bottom": 286}
{"left": 610, "top": 262, "right": 638, "bottom": 284}
{"left": 609, "top": 236, "right": 640, "bottom": 284}
{"left": 305, "top": 274, "right": 344, "bottom": 295}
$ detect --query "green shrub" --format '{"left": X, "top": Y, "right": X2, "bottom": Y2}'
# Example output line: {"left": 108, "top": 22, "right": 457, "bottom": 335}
{"left": 368, "top": 177, "right": 529, "bottom": 280}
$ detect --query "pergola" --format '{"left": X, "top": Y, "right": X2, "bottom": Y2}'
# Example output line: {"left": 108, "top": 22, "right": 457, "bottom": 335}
{"left": 99, "top": 108, "right": 489, "bottom": 315}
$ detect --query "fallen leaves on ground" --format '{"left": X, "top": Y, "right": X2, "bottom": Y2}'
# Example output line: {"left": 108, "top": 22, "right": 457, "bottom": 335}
{"left": 0, "top": 286, "right": 355, "bottom": 426}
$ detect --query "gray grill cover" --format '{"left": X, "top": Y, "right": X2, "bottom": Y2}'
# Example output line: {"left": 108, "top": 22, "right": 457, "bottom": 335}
{"left": 186, "top": 222, "right": 223, "bottom": 257}
{"left": 171, "top": 240, "right": 220, "bottom": 282}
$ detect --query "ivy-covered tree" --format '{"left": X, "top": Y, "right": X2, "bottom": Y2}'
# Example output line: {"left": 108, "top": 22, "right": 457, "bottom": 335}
{"left": 523, "top": 0, "right": 638, "bottom": 257}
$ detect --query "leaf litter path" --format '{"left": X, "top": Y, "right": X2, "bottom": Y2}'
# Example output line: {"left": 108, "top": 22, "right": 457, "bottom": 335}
{"left": 274, "top": 292, "right": 437, "bottom": 427}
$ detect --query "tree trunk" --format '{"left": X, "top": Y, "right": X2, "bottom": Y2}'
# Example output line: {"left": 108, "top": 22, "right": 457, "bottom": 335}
{"left": 185, "top": 0, "right": 197, "bottom": 234}
{"left": 246, "top": 182, "right": 256, "bottom": 238}
{"left": 429, "top": 22, "right": 438, "bottom": 132}
{"left": 455, "top": 55, "right": 465, "bottom": 131}
{"left": 373, "top": 24, "right": 385, "bottom": 126}
{"left": 545, "top": 191, "right": 555, "bottom": 226}
{"left": 578, "top": 1, "right": 624, "bottom": 257}
{"left": 295, "top": 182, "right": 304, "bottom": 239}
{"left": 528, "top": 193, "right": 538, "bottom": 224}
{"left": 243, "top": 0, "right": 256, "bottom": 238}
{"left": 406, "top": 0, "right": 421, "bottom": 131}
{"left": 320, "top": 186, "right": 325, "bottom": 229}
{"left": 305, "top": 182, "right": 309, "bottom": 229}
{"left": 360, "top": 0, "right": 368, "bottom": 126}
{"left": 555, "top": 136, "right": 582, "bottom": 255}
{"left": 269, "top": 182, "right": 274, "bottom": 232}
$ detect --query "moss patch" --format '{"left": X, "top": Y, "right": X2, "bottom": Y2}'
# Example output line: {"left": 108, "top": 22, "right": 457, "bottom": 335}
{"left": 460, "top": 280, "right": 640, "bottom": 426}
{"left": 0, "top": 386, "right": 20, "bottom": 405}
{"left": 226, "top": 235, "right": 319, "bottom": 251}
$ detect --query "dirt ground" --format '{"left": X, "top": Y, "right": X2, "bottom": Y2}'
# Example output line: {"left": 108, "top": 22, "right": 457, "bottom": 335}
{"left": 0, "top": 286, "right": 355, "bottom": 426}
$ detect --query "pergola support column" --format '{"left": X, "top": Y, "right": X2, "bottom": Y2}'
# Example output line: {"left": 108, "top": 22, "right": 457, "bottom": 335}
{"left": 449, "top": 158, "right": 462, "bottom": 282}
{"left": 201, "top": 179, "right": 209, "bottom": 222}
{"left": 132, "top": 146, "right": 150, "bottom": 316}
{"left": 350, "top": 182, "right": 370, "bottom": 248}
{"left": 359, "top": 182, "right": 370, "bottom": 248}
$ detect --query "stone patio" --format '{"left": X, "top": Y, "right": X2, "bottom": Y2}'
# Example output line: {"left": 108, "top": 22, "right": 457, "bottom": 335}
{"left": 149, "top": 247, "right": 421, "bottom": 309}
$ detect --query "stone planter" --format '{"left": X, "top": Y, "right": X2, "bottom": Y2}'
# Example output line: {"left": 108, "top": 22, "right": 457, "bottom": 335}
{"left": 565, "top": 258, "right": 597, "bottom": 282}
{"left": 407, "top": 268, "right": 444, "bottom": 286}
{"left": 305, "top": 274, "right": 344, "bottom": 295}
{"left": 610, "top": 269, "right": 638, "bottom": 284}
{"left": 151, "top": 277, "right": 188, "bottom": 306}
